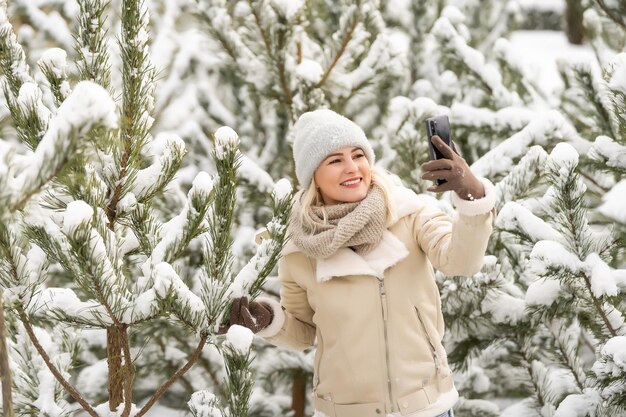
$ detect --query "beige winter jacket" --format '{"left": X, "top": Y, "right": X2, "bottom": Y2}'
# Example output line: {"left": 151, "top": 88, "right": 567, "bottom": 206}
{"left": 257, "top": 179, "right": 496, "bottom": 417}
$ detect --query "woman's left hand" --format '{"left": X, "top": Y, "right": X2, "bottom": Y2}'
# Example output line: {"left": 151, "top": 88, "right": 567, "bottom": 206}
{"left": 420, "top": 135, "right": 485, "bottom": 201}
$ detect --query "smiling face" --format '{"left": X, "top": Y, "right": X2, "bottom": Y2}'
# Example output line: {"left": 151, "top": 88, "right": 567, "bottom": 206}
{"left": 313, "top": 146, "right": 372, "bottom": 205}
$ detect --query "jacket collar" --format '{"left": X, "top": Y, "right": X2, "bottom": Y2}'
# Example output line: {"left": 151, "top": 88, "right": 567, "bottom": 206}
{"left": 314, "top": 230, "right": 409, "bottom": 281}
{"left": 281, "top": 185, "right": 431, "bottom": 282}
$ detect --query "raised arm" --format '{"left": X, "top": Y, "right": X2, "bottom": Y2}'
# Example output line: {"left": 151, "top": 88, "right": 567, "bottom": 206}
{"left": 409, "top": 177, "right": 496, "bottom": 276}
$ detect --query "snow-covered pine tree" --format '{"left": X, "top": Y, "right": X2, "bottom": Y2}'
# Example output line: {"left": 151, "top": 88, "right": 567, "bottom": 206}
{"left": 561, "top": 3, "right": 626, "bottom": 264}
{"left": 374, "top": 0, "right": 548, "bottom": 196}
{"left": 0, "top": 0, "right": 293, "bottom": 416}
{"left": 4, "top": 0, "right": 623, "bottom": 416}
{"left": 190, "top": 1, "right": 624, "bottom": 416}
{"left": 403, "top": 1, "right": 626, "bottom": 416}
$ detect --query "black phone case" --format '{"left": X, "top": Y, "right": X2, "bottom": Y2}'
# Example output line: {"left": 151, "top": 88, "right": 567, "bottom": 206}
{"left": 425, "top": 115, "right": 451, "bottom": 160}
{"left": 424, "top": 115, "right": 452, "bottom": 185}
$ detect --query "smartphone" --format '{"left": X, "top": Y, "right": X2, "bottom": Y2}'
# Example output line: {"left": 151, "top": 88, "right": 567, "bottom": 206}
{"left": 424, "top": 115, "right": 452, "bottom": 185}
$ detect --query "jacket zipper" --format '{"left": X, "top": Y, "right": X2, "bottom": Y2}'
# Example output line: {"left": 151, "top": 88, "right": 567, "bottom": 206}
{"left": 379, "top": 278, "right": 394, "bottom": 411}
{"left": 415, "top": 306, "right": 440, "bottom": 373}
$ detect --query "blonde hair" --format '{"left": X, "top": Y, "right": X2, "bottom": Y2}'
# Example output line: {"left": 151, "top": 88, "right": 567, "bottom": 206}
{"left": 298, "top": 166, "right": 398, "bottom": 229}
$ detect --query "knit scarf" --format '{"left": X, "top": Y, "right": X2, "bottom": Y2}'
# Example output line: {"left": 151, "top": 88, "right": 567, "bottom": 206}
{"left": 289, "top": 183, "right": 387, "bottom": 259}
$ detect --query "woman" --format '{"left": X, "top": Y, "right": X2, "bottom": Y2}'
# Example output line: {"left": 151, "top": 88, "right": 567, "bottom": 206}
{"left": 227, "top": 109, "right": 496, "bottom": 417}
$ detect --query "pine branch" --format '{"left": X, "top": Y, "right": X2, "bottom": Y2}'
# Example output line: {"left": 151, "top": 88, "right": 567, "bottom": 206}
{"left": 125, "top": 204, "right": 162, "bottom": 256}
{"left": 521, "top": 352, "right": 547, "bottom": 412}
{"left": 0, "top": 16, "right": 32, "bottom": 97}
{"left": 593, "top": 335, "right": 626, "bottom": 411}
{"left": 16, "top": 307, "right": 98, "bottom": 417}
{"left": 0, "top": 290, "right": 13, "bottom": 417}
{"left": 247, "top": 0, "right": 293, "bottom": 111}
{"left": 86, "top": 8, "right": 148, "bottom": 396}
{"left": 494, "top": 146, "right": 547, "bottom": 210}
{"left": 62, "top": 225, "right": 125, "bottom": 326}
{"left": 55, "top": 214, "right": 135, "bottom": 413}
{"left": 120, "top": 326, "right": 134, "bottom": 417}
{"left": 38, "top": 50, "right": 70, "bottom": 107}
{"left": 170, "top": 331, "right": 226, "bottom": 398}
{"left": 222, "top": 340, "right": 254, "bottom": 417}
{"left": 9, "top": 82, "right": 116, "bottom": 214}
{"left": 130, "top": 136, "right": 187, "bottom": 204}
{"left": 572, "top": 65, "right": 617, "bottom": 139}
{"left": 106, "top": 0, "right": 155, "bottom": 229}
{"left": 538, "top": 157, "right": 621, "bottom": 341}
{"left": 316, "top": 5, "right": 359, "bottom": 88}
{"left": 193, "top": 4, "right": 242, "bottom": 67}
{"left": 494, "top": 41, "right": 547, "bottom": 105}
{"left": 135, "top": 334, "right": 208, "bottom": 417}
{"left": 0, "top": 9, "right": 52, "bottom": 149}
{"left": 156, "top": 338, "right": 195, "bottom": 394}
{"left": 595, "top": 0, "right": 626, "bottom": 29}
{"left": 202, "top": 133, "right": 240, "bottom": 324}
{"left": 549, "top": 323, "right": 587, "bottom": 392}
{"left": 580, "top": 272, "right": 618, "bottom": 338}
{"left": 0, "top": 225, "right": 22, "bottom": 291}
{"left": 75, "top": 0, "right": 112, "bottom": 88}
{"left": 431, "top": 17, "right": 514, "bottom": 109}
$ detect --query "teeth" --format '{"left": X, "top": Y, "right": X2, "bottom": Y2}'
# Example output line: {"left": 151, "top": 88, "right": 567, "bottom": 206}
{"left": 341, "top": 179, "right": 361, "bottom": 185}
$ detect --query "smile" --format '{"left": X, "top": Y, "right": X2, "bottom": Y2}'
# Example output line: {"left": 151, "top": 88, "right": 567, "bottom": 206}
{"left": 340, "top": 178, "right": 362, "bottom": 187}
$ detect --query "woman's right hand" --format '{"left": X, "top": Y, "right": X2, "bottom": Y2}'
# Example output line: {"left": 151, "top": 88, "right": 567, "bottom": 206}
{"left": 218, "top": 297, "right": 273, "bottom": 334}
{"left": 420, "top": 135, "right": 485, "bottom": 200}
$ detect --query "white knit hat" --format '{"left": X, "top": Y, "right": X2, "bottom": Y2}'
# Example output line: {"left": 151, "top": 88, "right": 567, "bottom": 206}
{"left": 292, "top": 109, "right": 375, "bottom": 189}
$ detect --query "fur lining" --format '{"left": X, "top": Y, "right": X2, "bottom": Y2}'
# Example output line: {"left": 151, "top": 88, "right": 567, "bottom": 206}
{"left": 316, "top": 248, "right": 376, "bottom": 282}
{"left": 361, "top": 231, "right": 409, "bottom": 277}
{"left": 255, "top": 297, "right": 285, "bottom": 338}
{"left": 450, "top": 177, "right": 496, "bottom": 216}
{"left": 315, "top": 230, "right": 409, "bottom": 282}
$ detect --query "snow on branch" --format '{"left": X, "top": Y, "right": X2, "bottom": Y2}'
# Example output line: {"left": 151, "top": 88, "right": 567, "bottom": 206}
{"left": 496, "top": 201, "right": 563, "bottom": 244}
{"left": 0, "top": 0, "right": 33, "bottom": 95}
{"left": 591, "top": 335, "right": 626, "bottom": 410}
{"left": 228, "top": 178, "right": 292, "bottom": 299}
{"left": 597, "top": 179, "right": 626, "bottom": 224}
{"left": 451, "top": 103, "right": 535, "bottom": 137}
{"left": 9, "top": 81, "right": 117, "bottom": 212}
{"left": 38, "top": 48, "right": 71, "bottom": 106}
{"left": 130, "top": 133, "right": 187, "bottom": 202}
{"left": 75, "top": 0, "right": 112, "bottom": 89}
{"left": 471, "top": 111, "right": 589, "bottom": 178}
{"left": 588, "top": 135, "right": 626, "bottom": 170}
{"left": 431, "top": 15, "right": 515, "bottom": 108}
{"left": 493, "top": 145, "right": 548, "bottom": 211}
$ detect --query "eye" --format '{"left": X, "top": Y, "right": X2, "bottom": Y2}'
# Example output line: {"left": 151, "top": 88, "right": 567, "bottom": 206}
{"left": 329, "top": 159, "right": 341, "bottom": 164}
{"left": 354, "top": 153, "right": 365, "bottom": 159}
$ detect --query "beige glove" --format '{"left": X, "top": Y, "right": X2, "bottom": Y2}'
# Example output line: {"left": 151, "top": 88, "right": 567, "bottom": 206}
{"left": 420, "top": 135, "right": 485, "bottom": 201}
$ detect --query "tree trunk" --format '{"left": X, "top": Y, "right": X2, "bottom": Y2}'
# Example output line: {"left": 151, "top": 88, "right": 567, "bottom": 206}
{"left": 291, "top": 370, "right": 306, "bottom": 417}
{"left": 0, "top": 291, "right": 14, "bottom": 417}
{"left": 565, "top": 0, "right": 584, "bottom": 44}
{"left": 107, "top": 325, "right": 125, "bottom": 410}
